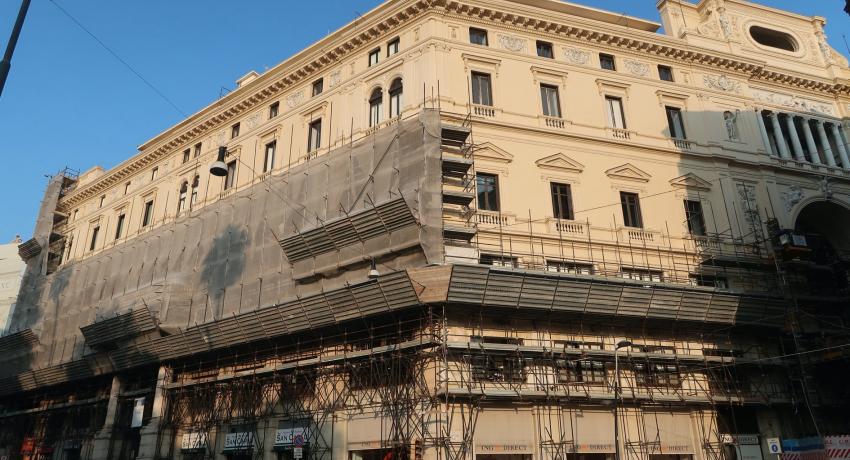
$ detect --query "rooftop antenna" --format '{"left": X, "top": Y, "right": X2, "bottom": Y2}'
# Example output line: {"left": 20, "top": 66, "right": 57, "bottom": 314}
{"left": 219, "top": 86, "right": 231, "bottom": 99}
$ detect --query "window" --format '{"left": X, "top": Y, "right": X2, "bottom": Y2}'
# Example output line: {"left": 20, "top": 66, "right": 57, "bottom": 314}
{"left": 312, "top": 78, "right": 323, "bottom": 97}
{"left": 387, "top": 37, "right": 400, "bottom": 56}
{"left": 190, "top": 175, "right": 199, "bottom": 208}
{"left": 690, "top": 274, "right": 729, "bottom": 289}
{"left": 749, "top": 25, "right": 797, "bottom": 52}
{"left": 471, "top": 72, "right": 493, "bottom": 106}
{"left": 635, "top": 363, "right": 680, "bottom": 388}
{"left": 99, "top": 195, "right": 105, "bottom": 208}
{"left": 540, "top": 84, "right": 561, "bottom": 118}
{"left": 182, "top": 148, "right": 190, "bottom": 163}
{"left": 545, "top": 260, "right": 593, "bottom": 275}
{"left": 469, "top": 27, "right": 488, "bottom": 46}
{"left": 124, "top": 182, "right": 130, "bottom": 195}
{"left": 73, "top": 209, "right": 78, "bottom": 221}
{"left": 307, "top": 119, "right": 322, "bottom": 152}
{"left": 389, "top": 78, "right": 403, "bottom": 118}
{"left": 85, "top": 225, "right": 99, "bottom": 252}
{"left": 605, "top": 96, "right": 626, "bottom": 129}
{"left": 142, "top": 200, "right": 154, "bottom": 227}
{"left": 150, "top": 167, "right": 159, "bottom": 181}
{"left": 224, "top": 160, "right": 237, "bottom": 190}
{"left": 263, "top": 141, "right": 276, "bottom": 173}
{"left": 369, "top": 88, "right": 383, "bottom": 127}
{"left": 479, "top": 254, "right": 518, "bottom": 268}
{"left": 476, "top": 173, "right": 499, "bottom": 211}
{"left": 621, "top": 268, "right": 663, "bottom": 283}
{"left": 231, "top": 122, "right": 240, "bottom": 139}
{"left": 557, "top": 360, "right": 607, "bottom": 384}
{"left": 193, "top": 142, "right": 202, "bottom": 158}
{"left": 368, "top": 48, "right": 380, "bottom": 67}
{"left": 666, "top": 106, "right": 687, "bottom": 139}
{"left": 114, "top": 213, "right": 125, "bottom": 240}
{"left": 269, "top": 101, "right": 279, "bottom": 119}
{"left": 550, "top": 182, "right": 573, "bottom": 220}
{"left": 684, "top": 200, "right": 706, "bottom": 236}
{"left": 658, "top": 65, "right": 674, "bottom": 82}
{"left": 469, "top": 336, "right": 524, "bottom": 383}
{"left": 600, "top": 53, "right": 616, "bottom": 70}
{"left": 536, "top": 40, "right": 554, "bottom": 58}
{"left": 620, "top": 192, "right": 643, "bottom": 228}
{"left": 178, "top": 181, "right": 188, "bottom": 213}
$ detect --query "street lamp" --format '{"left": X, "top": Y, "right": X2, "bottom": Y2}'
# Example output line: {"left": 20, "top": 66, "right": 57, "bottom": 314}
{"left": 613, "top": 339, "right": 632, "bottom": 460}
{"left": 209, "top": 147, "right": 229, "bottom": 176}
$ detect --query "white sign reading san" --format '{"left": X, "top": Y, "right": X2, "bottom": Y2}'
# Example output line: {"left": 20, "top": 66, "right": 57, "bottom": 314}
{"left": 180, "top": 433, "right": 208, "bottom": 450}
{"left": 224, "top": 432, "right": 254, "bottom": 450}
{"left": 275, "top": 427, "right": 306, "bottom": 446}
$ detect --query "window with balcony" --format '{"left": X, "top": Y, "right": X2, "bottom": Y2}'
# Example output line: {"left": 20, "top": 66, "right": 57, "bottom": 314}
{"left": 536, "top": 40, "right": 554, "bottom": 58}
{"left": 368, "top": 48, "right": 380, "bottom": 67}
{"left": 224, "top": 161, "right": 237, "bottom": 190}
{"left": 684, "top": 200, "right": 706, "bottom": 236}
{"left": 666, "top": 106, "right": 687, "bottom": 139}
{"left": 263, "top": 141, "right": 276, "bottom": 173}
{"left": 369, "top": 88, "right": 383, "bottom": 127}
{"left": 142, "top": 200, "right": 154, "bottom": 227}
{"left": 389, "top": 78, "right": 403, "bottom": 118}
{"left": 231, "top": 122, "right": 240, "bottom": 139}
{"left": 89, "top": 225, "right": 100, "bottom": 251}
{"left": 469, "top": 27, "right": 488, "bottom": 46}
{"left": 312, "top": 78, "right": 324, "bottom": 97}
{"left": 620, "top": 192, "right": 643, "bottom": 228}
{"left": 605, "top": 96, "right": 626, "bottom": 129}
{"left": 471, "top": 72, "right": 493, "bottom": 106}
{"left": 658, "top": 65, "right": 674, "bottom": 82}
{"left": 600, "top": 53, "right": 616, "bottom": 71}
{"left": 550, "top": 182, "right": 573, "bottom": 220}
{"left": 269, "top": 101, "right": 279, "bottom": 119}
{"left": 476, "top": 173, "right": 500, "bottom": 211}
{"left": 387, "top": 37, "right": 400, "bottom": 56}
{"left": 540, "top": 84, "right": 561, "bottom": 118}
{"left": 307, "top": 119, "right": 322, "bottom": 152}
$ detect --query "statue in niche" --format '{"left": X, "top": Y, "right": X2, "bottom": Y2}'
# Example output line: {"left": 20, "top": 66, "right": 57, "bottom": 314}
{"left": 723, "top": 110, "right": 740, "bottom": 141}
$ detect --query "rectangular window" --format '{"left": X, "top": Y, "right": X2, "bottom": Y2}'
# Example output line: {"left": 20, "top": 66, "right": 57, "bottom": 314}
{"left": 550, "top": 182, "right": 574, "bottom": 220}
{"left": 89, "top": 226, "right": 100, "bottom": 251}
{"left": 666, "top": 106, "right": 687, "bottom": 139}
{"left": 469, "top": 27, "right": 488, "bottom": 46}
{"left": 142, "top": 200, "right": 154, "bottom": 227}
{"left": 114, "top": 213, "right": 125, "bottom": 240}
{"left": 658, "top": 65, "right": 674, "bottom": 82}
{"left": 263, "top": 141, "right": 276, "bottom": 173}
{"left": 231, "top": 122, "right": 240, "bottom": 139}
{"left": 471, "top": 72, "right": 493, "bottom": 106}
{"left": 690, "top": 274, "right": 729, "bottom": 289}
{"left": 124, "top": 182, "right": 130, "bottom": 195}
{"left": 545, "top": 260, "right": 593, "bottom": 275}
{"left": 479, "top": 254, "right": 518, "bottom": 268}
{"left": 99, "top": 195, "right": 105, "bottom": 208}
{"left": 368, "top": 48, "right": 380, "bottom": 67}
{"left": 605, "top": 96, "right": 626, "bottom": 129}
{"left": 621, "top": 268, "right": 663, "bottom": 283}
{"left": 269, "top": 101, "right": 279, "bottom": 119}
{"left": 635, "top": 363, "right": 680, "bottom": 388}
{"left": 193, "top": 142, "right": 202, "bottom": 158}
{"left": 540, "top": 84, "right": 561, "bottom": 118}
{"left": 182, "top": 149, "right": 190, "bottom": 163}
{"left": 307, "top": 119, "right": 322, "bottom": 152}
{"left": 224, "top": 160, "right": 237, "bottom": 190}
{"left": 387, "top": 37, "right": 400, "bottom": 56}
{"left": 536, "top": 40, "right": 554, "bottom": 58}
{"left": 620, "top": 192, "right": 643, "bottom": 228}
{"left": 684, "top": 200, "right": 707, "bottom": 236}
{"left": 600, "top": 53, "right": 616, "bottom": 71}
{"left": 150, "top": 167, "right": 159, "bottom": 181}
{"left": 312, "top": 78, "right": 324, "bottom": 97}
{"left": 476, "top": 173, "right": 499, "bottom": 211}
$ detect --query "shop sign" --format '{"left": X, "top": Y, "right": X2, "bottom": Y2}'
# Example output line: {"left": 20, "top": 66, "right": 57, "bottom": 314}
{"left": 130, "top": 397, "right": 145, "bottom": 428}
{"left": 275, "top": 428, "right": 307, "bottom": 446}
{"left": 475, "top": 443, "right": 534, "bottom": 454}
{"left": 723, "top": 435, "right": 761, "bottom": 446}
{"left": 293, "top": 447, "right": 303, "bottom": 459}
{"left": 783, "top": 438, "right": 822, "bottom": 452}
{"left": 224, "top": 432, "right": 254, "bottom": 450}
{"left": 767, "top": 438, "right": 783, "bottom": 454}
{"left": 181, "top": 432, "right": 208, "bottom": 451}
{"left": 576, "top": 443, "right": 615, "bottom": 453}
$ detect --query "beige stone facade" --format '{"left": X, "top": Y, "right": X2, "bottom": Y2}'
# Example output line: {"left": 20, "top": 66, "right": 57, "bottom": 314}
{"left": 2, "top": 1, "right": 849, "bottom": 460}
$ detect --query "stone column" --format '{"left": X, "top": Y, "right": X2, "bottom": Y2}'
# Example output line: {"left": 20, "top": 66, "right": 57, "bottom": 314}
{"left": 785, "top": 115, "right": 805, "bottom": 162}
{"left": 815, "top": 119, "right": 837, "bottom": 167}
{"left": 768, "top": 112, "right": 791, "bottom": 159}
{"left": 755, "top": 109, "right": 773, "bottom": 155}
{"left": 91, "top": 375, "right": 122, "bottom": 460}
{"left": 829, "top": 123, "right": 850, "bottom": 169}
{"left": 801, "top": 117, "right": 822, "bottom": 165}
{"left": 137, "top": 366, "right": 171, "bottom": 460}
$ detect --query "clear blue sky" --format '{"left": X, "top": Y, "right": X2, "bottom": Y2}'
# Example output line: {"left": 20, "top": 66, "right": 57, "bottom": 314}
{"left": 0, "top": 0, "right": 847, "bottom": 241}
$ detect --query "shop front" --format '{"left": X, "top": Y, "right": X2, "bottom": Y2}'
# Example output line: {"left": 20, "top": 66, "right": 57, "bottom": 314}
{"left": 721, "top": 434, "right": 764, "bottom": 460}
{"left": 643, "top": 412, "right": 695, "bottom": 460}
{"left": 573, "top": 411, "right": 616, "bottom": 460}
{"left": 347, "top": 415, "right": 409, "bottom": 460}
{"left": 274, "top": 426, "right": 310, "bottom": 460}
{"left": 222, "top": 430, "right": 255, "bottom": 460}
{"left": 474, "top": 409, "right": 535, "bottom": 460}
{"left": 179, "top": 432, "right": 209, "bottom": 460}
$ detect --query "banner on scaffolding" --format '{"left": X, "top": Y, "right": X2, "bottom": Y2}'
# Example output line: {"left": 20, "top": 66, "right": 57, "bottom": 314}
{"left": 781, "top": 438, "right": 828, "bottom": 460}
{"left": 825, "top": 436, "right": 850, "bottom": 460}
{"left": 180, "top": 432, "right": 208, "bottom": 452}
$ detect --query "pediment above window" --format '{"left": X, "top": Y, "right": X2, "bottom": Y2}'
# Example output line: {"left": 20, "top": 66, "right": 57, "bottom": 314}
{"left": 475, "top": 142, "right": 513, "bottom": 163}
{"left": 605, "top": 163, "right": 651, "bottom": 182}
{"left": 535, "top": 153, "right": 584, "bottom": 173}
{"left": 669, "top": 173, "right": 712, "bottom": 191}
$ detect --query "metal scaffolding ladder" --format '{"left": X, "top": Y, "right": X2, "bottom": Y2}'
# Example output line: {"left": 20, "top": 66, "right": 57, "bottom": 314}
{"left": 440, "top": 119, "right": 479, "bottom": 263}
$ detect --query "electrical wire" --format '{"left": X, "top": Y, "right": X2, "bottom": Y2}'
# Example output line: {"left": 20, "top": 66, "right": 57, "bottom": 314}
{"left": 47, "top": 0, "right": 187, "bottom": 117}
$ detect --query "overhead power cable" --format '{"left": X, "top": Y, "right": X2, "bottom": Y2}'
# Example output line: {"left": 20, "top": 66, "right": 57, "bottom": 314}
{"left": 47, "top": 0, "right": 187, "bottom": 117}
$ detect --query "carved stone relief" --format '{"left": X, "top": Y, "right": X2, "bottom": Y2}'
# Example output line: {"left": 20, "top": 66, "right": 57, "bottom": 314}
{"left": 751, "top": 89, "right": 834, "bottom": 116}
{"left": 498, "top": 34, "right": 527, "bottom": 53}
{"left": 782, "top": 185, "right": 804, "bottom": 212}
{"left": 329, "top": 71, "right": 342, "bottom": 88}
{"left": 563, "top": 48, "right": 590, "bottom": 65}
{"left": 703, "top": 74, "right": 741, "bottom": 93}
{"left": 623, "top": 59, "right": 649, "bottom": 77}
{"left": 286, "top": 90, "right": 305, "bottom": 109}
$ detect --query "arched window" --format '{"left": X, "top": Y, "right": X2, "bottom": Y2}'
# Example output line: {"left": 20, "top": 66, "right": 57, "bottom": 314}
{"left": 749, "top": 26, "right": 797, "bottom": 52}
{"left": 369, "top": 88, "right": 383, "bottom": 127}
{"left": 389, "top": 78, "right": 403, "bottom": 118}
{"left": 178, "top": 181, "right": 188, "bottom": 213}
{"left": 190, "top": 175, "right": 200, "bottom": 209}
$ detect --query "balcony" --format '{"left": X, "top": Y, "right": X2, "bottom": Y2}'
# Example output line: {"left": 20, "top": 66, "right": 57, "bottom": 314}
{"left": 543, "top": 117, "right": 565, "bottom": 129}
{"left": 547, "top": 218, "right": 586, "bottom": 236}
{"left": 672, "top": 138, "right": 692, "bottom": 150}
{"left": 607, "top": 127, "right": 632, "bottom": 141}
{"left": 620, "top": 227, "right": 663, "bottom": 245}
{"left": 476, "top": 210, "right": 513, "bottom": 227}
{"left": 472, "top": 104, "right": 496, "bottom": 118}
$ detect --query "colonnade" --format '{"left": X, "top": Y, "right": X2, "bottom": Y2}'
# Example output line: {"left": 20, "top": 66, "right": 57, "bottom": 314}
{"left": 756, "top": 109, "right": 850, "bottom": 169}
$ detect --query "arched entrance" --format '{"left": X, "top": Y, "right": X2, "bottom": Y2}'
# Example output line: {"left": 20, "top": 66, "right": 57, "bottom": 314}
{"left": 791, "top": 200, "right": 850, "bottom": 294}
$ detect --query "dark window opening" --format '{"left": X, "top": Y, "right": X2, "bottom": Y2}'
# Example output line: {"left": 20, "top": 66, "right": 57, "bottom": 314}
{"left": 750, "top": 26, "right": 797, "bottom": 52}
{"left": 231, "top": 122, "right": 240, "bottom": 139}
{"left": 536, "top": 40, "right": 554, "bottom": 58}
{"left": 312, "top": 78, "right": 324, "bottom": 97}
{"left": 476, "top": 173, "right": 499, "bottom": 211}
{"left": 600, "top": 53, "right": 616, "bottom": 70}
{"left": 469, "top": 27, "right": 488, "bottom": 46}
{"left": 389, "top": 78, "right": 403, "bottom": 117}
{"left": 308, "top": 119, "right": 322, "bottom": 152}
{"left": 89, "top": 226, "right": 100, "bottom": 251}
{"left": 620, "top": 192, "right": 643, "bottom": 228}
{"left": 368, "top": 48, "right": 380, "bottom": 67}
{"left": 224, "top": 161, "right": 237, "bottom": 190}
{"left": 684, "top": 200, "right": 707, "bottom": 236}
{"left": 666, "top": 106, "right": 687, "bottom": 139}
{"left": 269, "top": 102, "right": 279, "bottom": 119}
{"left": 387, "top": 37, "right": 400, "bottom": 56}
{"left": 479, "top": 254, "right": 517, "bottom": 268}
{"left": 114, "top": 214, "right": 125, "bottom": 240}
{"left": 658, "top": 65, "right": 674, "bottom": 82}
{"left": 471, "top": 72, "right": 493, "bottom": 106}
{"left": 142, "top": 200, "right": 154, "bottom": 227}
{"left": 551, "top": 182, "right": 574, "bottom": 220}
{"left": 540, "top": 84, "right": 561, "bottom": 118}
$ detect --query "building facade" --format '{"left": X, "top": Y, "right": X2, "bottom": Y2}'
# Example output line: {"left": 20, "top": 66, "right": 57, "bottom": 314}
{"left": 0, "top": 237, "right": 25, "bottom": 334}
{"left": 2, "top": 0, "right": 850, "bottom": 460}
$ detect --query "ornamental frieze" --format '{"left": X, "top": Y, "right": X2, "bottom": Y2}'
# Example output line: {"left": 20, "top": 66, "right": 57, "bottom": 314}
{"left": 751, "top": 89, "right": 834, "bottom": 116}
{"left": 498, "top": 34, "right": 527, "bottom": 53}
